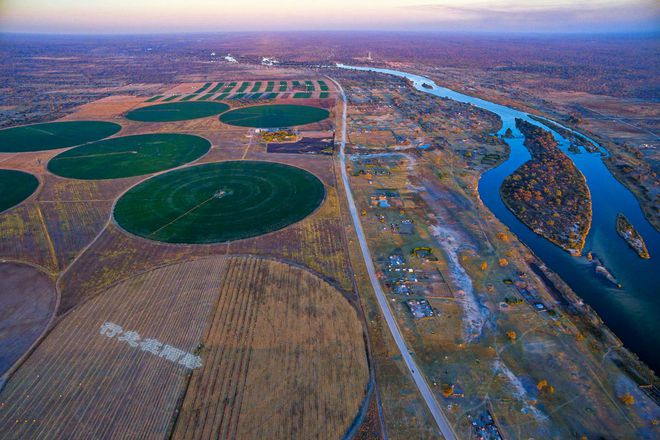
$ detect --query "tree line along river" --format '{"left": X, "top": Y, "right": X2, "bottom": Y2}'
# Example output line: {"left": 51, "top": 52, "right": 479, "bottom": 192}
{"left": 336, "top": 64, "right": 660, "bottom": 374}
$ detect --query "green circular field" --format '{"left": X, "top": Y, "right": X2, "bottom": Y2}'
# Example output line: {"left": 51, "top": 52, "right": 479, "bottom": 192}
{"left": 219, "top": 104, "right": 329, "bottom": 128}
{"left": 0, "top": 121, "right": 121, "bottom": 153}
{"left": 0, "top": 169, "right": 39, "bottom": 212}
{"left": 125, "top": 101, "right": 230, "bottom": 122}
{"left": 114, "top": 161, "right": 325, "bottom": 244}
{"left": 47, "top": 133, "right": 211, "bottom": 180}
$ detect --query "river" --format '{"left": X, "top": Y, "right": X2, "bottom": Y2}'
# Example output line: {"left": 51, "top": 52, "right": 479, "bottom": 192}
{"left": 336, "top": 64, "right": 660, "bottom": 373}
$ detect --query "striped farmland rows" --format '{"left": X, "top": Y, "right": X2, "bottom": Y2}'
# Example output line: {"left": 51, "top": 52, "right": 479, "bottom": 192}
{"left": 250, "top": 81, "right": 262, "bottom": 93}
{"left": 318, "top": 80, "right": 329, "bottom": 91}
{"left": 305, "top": 80, "right": 315, "bottom": 91}
{"left": 265, "top": 81, "right": 275, "bottom": 92}
{"left": 279, "top": 81, "right": 287, "bottom": 91}
{"left": 222, "top": 82, "right": 237, "bottom": 93}
{"left": 172, "top": 257, "right": 368, "bottom": 440}
{"left": 320, "top": 92, "right": 329, "bottom": 99}
{"left": 162, "top": 95, "right": 180, "bottom": 102}
{"left": 146, "top": 95, "right": 163, "bottom": 102}
{"left": 0, "top": 258, "right": 229, "bottom": 439}
{"left": 180, "top": 94, "right": 198, "bottom": 101}
{"left": 198, "top": 93, "right": 215, "bottom": 101}
{"left": 194, "top": 82, "right": 212, "bottom": 93}
{"left": 207, "top": 82, "right": 225, "bottom": 94}
{"left": 0, "top": 256, "right": 368, "bottom": 440}
{"left": 293, "top": 92, "right": 312, "bottom": 99}
{"left": 236, "top": 82, "right": 250, "bottom": 93}
{"left": 215, "top": 93, "right": 229, "bottom": 101}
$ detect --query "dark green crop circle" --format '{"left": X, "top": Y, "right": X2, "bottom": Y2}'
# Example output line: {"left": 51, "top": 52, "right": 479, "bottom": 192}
{"left": 114, "top": 161, "right": 325, "bottom": 244}
{"left": 47, "top": 133, "right": 211, "bottom": 180}
{"left": 0, "top": 121, "right": 121, "bottom": 152}
{"left": 0, "top": 169, "right": 39, "bottom": 212}
{"left": 125, "top": 101, "right": 230, "bottom": 122}
{"left": 219, "top": 104, "right": 329, "bottom": 128}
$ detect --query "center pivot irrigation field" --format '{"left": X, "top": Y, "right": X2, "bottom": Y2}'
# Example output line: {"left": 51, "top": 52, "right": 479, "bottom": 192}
{"left": 0, "top": 256, "right": 368, "bottom": 440}
{"left": 114, "top": 161, "right": 325, "bottom": 243}
{"left": 219, "top": 104, "right": 329, "bottom": 128}
{"left": 0, "top": 169, "right": 39, "bottom": 212}
{"left": 125, "top": 101, "right": 229, "bottom": 122}
{"left": 47, "top": 133, "right": 211, "bottom": 180}
{"left": 0, "top": 121, "right": 121, "bottom": 152}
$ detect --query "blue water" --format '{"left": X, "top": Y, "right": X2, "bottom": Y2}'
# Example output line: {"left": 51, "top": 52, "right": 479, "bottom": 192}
{"left": 337, "top": 64, "right": 660, "bottom": 372}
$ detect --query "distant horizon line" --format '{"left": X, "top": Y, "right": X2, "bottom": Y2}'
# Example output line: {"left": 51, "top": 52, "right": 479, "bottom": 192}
{"left": 2, "top": 29, "right": 659, "bottom": 38}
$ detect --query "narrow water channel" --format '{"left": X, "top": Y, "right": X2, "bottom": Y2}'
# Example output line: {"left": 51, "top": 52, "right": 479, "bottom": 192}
{"left": 336, "top": 64, "right": 660, "bottom": 373}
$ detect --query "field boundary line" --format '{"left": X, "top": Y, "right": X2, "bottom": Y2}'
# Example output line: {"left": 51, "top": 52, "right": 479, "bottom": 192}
{"left": 35, "top": 203, "right": 58, "bottom": 271}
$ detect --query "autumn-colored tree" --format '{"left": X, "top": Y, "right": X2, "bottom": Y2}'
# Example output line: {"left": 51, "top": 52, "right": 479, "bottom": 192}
{"left": 506, "top": 331, "right": 517, "bottom": 341}
{"left": 442, "top": 384, "right": 454, "bottom": 398}
{"left": 480, "top": 261, "right": 489, "bottom": 271}
{"left": 620, "top": 393, "right": 635, "bottom": 406}
{"left": 498, "top": 258, "right": 509, "bottom": 267}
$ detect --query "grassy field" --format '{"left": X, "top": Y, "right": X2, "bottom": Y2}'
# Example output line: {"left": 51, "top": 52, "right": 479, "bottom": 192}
{"left": 265, "top": 81, "right": 275, "bottom": 92}
{"left": 145, "top": 95, "right": 163, "bottom": 102}
{"left": 124, "top": 101, "right": 229, "bottom": 122}
{"left": 47, "top": 133, "right": 211, "bottom": 180}
{"left": 219, "top": 104, "right": 329, "bottom": 128}
{"left": 279, "top": 81, "right": 288, "bottom": 91}
{"left": 294, "top": 92, "right": 313, "bottom": 99}
{"left": 237, "top": 82, "right": 250, "bottom": 93}
{"left": 320, "top": 92, "right": 329, "bottom": 99}
{"left": 207, "top": 82, "right": 224, "bottom": 93}
{"left": 250, "top": 81, "right": 262, "bottom": 92}
{"left": 0, "top": 169, "right": 39, "bottom": 212}
{"left": 180, "top": 94, "right": 198, "bottom": 101}
{"left": 198, "top": 93, "right": 215, "bottom": 100}
{"left": 162, "top": 95, "right": 179, "bottom": 102}
{"left": 173, "top": 257, "right": 368, "bottom": 440}
{"left": 319, "top": 80, "right": 329, "bottom": 91}
{"left": 0, "top": 121, "right": 121, "bottom": 153}
{"left": 114, "top": 161, "right": 325, "bottom": 243}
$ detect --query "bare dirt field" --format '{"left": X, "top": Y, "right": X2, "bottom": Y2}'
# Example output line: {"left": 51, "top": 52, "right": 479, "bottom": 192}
{"left": 0, "top": 263, "right": 56, "bottom": 376}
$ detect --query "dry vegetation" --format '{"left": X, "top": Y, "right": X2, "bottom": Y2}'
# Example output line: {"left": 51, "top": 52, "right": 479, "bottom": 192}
{"left": 0, "top": 256, "right": 369, "bottom": 439}
{"left": 173, "top": 257, "right": 368, "bottom": 440}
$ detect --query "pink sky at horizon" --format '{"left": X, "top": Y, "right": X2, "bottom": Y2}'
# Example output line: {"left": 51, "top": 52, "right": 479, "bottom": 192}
{"left": 1, "top": 0, "right": 658, "bottom": 34}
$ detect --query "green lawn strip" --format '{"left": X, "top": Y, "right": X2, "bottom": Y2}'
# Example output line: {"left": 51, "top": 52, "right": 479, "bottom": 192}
{"left": 0, "top": 121, "right": 122, "bottom": 153}
{"left": 198, "top": 93, "right": 215, "bottom": 100}
{"left": 279, "top": 81, "right": 287, "bottom": 91}
{"left": 113, "top": 161, "right": 325, "bottom": 244}
{"left": 215, "top": 93, "right": 229, "bottom": 101}
{"left": 0, "top": 169, "right": 39, "bottom": 212}
{"left": 125, "top": 101, "right": 230, "bottom": 122}
{"left": 231, "top": 93, "right": 246, "bottom": 100}
{"left": 265, "top": 81, "right": 275, "bottom": 92}
{"left": 318, "top": 80, "right": 329, "bottom": 91}
{"left": 162, "top": 95, "right": 180, "bottom": 102}
{"left": 305, "top": 80, "right": 315, "bottom": 91}
{"left": 207, "top": 82, "right": 225, "bottom": 93}
{"left": 219, "top": 104, "right": 329, "bottom": 128}
{"left": 48, "top": 133, "right": 211, "bottom": 180}
{"left": 250, "top": 81, "right": 262, "bottom": 92}
{"left": 319, "top": 92, "right": 329, "bottom": 99}
{"left": 194, "top": 82, "right": 212, "bottom": 93}
{"left": 249, "top": 93, "right": 262, "bottom": 100}
{"left": 181, "top": 94, "right": 198, "bottom": 101}
{"left": 146, "top": 95, "right": 163, "bottom": 102}
{"left": 293, "top": 92, "right": 312, "bottom": 99}
{"left": 237, "top": 82, "right": 250, "bottom": 92}
{"left": 264, "top": 93, "right": 278, "bottom": 100}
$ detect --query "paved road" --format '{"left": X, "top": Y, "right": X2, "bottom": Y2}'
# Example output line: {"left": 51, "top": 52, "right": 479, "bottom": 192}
{"left": 328, "top": 76, "right": 458, "bottom": 440}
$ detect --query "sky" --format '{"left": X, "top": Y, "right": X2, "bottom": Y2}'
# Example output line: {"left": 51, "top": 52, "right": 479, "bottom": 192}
{"left": 0, "top": 0, "right": 658, "bottom": 34}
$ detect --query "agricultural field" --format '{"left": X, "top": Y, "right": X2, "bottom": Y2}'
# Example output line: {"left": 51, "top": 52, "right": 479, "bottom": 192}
{"left": 47, "top": 133, "right": 211, "bottom": 180}
{"left": 114, "top": 161, "right": 326, "bottom": 243}
{"left": 0, "top": 256, "right": 368, "bottom": 439}
{"left": 0, "top": 262, "right": 56, "bottom": 376}
{"left": 0, "top": 121, "right": 121, "bottom": 152}
{"left": 219, "top": 104, "right": 329, "bottom": 127}
{"left": 125, "top": 101, "right": 229, "bottom": 122}
{"left": 0, "top": 169, "right": 39, "bottom": 212}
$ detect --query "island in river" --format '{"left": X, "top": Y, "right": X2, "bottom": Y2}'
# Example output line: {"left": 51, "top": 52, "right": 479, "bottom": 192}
{"left": 500, "top": 119, "right": 592, "bottom": 256}
{"left": 617, "top": 213, "right": 651, "bottom": 259}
